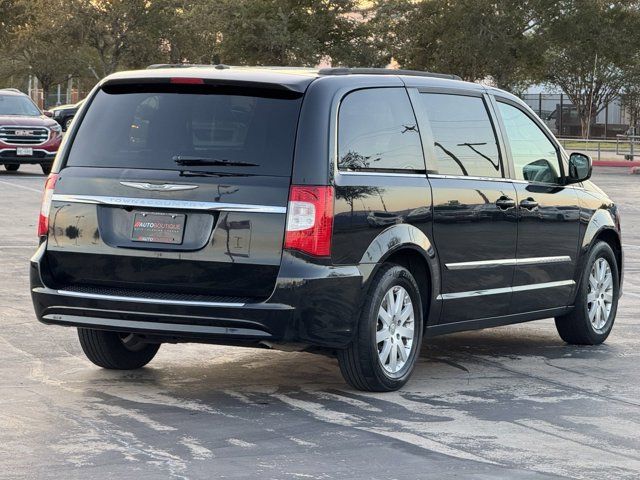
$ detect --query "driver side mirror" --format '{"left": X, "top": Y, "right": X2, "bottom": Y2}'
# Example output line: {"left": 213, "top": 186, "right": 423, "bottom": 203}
{"left": 43, "top": 110, "right": 53, "bottom": 118}
{"left": 567, "top": 152, "right": 592, "bottom": 184}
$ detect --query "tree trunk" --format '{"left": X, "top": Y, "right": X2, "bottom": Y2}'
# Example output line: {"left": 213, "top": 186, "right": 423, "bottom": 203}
{"left": 41, "top": 82, "right": 51, "bottom": 110}
{"left": 579, "top": 110, "right": 596, "bottom": 139}
{"left": 169, "top": 41, "right": 181, "bottom": 64}
{"left": 580, "top": 116, "right": 589, "bottom": 139}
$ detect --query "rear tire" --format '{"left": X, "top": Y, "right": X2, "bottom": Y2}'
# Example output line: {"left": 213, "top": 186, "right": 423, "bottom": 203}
{"left": 40, "top": 163, "right": 52, "bottom": 175}
{"left": 338, "top": 264, "right": 424, "bottom": 392}
{"left": 77, "top": 328, "right": 160, "bottom": 369}
{"left": 4, "top": 164, "right": 19, "bottom": 172}
{"left": 555, "top": 241, "right": 619, "bottom": 345}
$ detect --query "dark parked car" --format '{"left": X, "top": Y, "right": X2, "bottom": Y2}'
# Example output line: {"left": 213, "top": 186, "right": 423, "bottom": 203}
{"left": 0, "top": 88, "right": 62, "bottom": 174}
{"left": 48, "top": 100, "right": 84, "bottom": 131}
{"left": 30, "top": 67, "right": 623, "bottom": 391}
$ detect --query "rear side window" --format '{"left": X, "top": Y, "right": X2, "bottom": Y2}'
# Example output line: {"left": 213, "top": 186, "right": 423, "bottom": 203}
{"left": 66, "top": 85, "right": 303, "bottom": 176}
{"left": 338, "top": 88, "right": 424, "bottom": 172}
{"left": 418, "top": 93, "right": 502, "bottom": 178}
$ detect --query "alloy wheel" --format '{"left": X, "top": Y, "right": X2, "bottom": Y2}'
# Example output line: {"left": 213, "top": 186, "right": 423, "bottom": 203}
{"left": 376, "top": 285, "right": 416, "bottom": 374}
{"left": 587, "top": 257, "right": 614, "bottom": 332}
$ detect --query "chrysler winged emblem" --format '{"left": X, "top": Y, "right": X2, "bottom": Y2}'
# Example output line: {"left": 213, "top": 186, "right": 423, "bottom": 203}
{"left": 120, "top": 181, "right": 199, "bottom": 192}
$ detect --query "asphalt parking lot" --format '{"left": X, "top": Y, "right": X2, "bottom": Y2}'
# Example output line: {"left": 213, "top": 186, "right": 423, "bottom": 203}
{"left": 1, "top": 165, "right": 639, "bottom": 479}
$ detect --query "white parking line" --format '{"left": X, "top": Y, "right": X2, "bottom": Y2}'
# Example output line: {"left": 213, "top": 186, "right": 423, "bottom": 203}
{"left": 0, "top": 179, "right": 42, "bottom": 193}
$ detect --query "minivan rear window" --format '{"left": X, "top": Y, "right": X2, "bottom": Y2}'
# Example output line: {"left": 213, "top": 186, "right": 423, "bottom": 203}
{"left": 66, "top": 85, "right": 303, "bottom": 177}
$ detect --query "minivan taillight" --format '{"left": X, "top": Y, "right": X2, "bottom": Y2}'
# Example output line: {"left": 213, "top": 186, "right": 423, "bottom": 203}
{"left": 285, "top": 186, "right": 334, "bottom": 257}
{"left": 38, "top": 173, "right": 59, "bottom": 237}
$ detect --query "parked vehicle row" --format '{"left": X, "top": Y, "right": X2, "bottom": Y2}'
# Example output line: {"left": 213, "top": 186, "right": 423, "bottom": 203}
{"left": 0, "top": 88, "right": 62, "bottom": 174}
{"left": 30, "top": 67, "right": 622, "bottom": 391}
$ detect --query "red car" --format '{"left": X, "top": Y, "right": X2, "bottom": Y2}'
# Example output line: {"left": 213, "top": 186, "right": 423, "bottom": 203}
{"left": 0, "top": 88, "right": 62, "bottom": 174}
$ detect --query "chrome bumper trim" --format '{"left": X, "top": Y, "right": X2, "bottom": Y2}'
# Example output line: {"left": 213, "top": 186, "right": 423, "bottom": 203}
{"left": 42, "top": 314, "right": 271, "bottom": 338}
{"left": 56, "top": 289, "right": 246, "bottom": 308}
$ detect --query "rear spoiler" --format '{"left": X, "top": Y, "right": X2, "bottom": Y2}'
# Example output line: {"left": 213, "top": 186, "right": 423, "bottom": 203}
{"left": 102, "top": 74, "right": 309, "bottom": 95}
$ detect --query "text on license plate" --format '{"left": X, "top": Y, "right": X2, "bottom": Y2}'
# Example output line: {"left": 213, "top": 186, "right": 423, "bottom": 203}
{"left": 131, "top": 212, "right": 186, "bottom": 244}
{"left": 16, "top": 147, "right": 33, "bottom": 156}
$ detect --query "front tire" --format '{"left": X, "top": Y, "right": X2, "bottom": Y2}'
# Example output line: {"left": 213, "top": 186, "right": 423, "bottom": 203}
{"left": 338, "top": 264, "right": 424, "bottom": 392}
{"left": 77, "top": 328, "right": 160, "bottom": 369}
{"left": 4, "top": 164, "right": 19, "bottom": 172}
{"left": 40, "top": 163, "right": 52, "bottom": 175}
{"left": 555, "top": 241, "right": 619, "bottom": 345}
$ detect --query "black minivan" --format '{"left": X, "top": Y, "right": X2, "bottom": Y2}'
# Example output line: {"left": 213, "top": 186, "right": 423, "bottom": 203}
{"left": 31, "top": 66, "right": 623, "bottom": 391}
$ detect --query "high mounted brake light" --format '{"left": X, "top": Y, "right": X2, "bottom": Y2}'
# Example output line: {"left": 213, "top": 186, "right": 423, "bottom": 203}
{"left": 37, "top": 173, "right": 59, "bottom": 237}
{"left": 284, "top": 186, "right": 334, "bottom": 257}
{"left": 169, "top": 77, "right": 204, "bottom": 85}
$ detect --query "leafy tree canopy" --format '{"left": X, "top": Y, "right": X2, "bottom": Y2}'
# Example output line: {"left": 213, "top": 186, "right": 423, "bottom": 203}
{"left": 541, "top": 0, "right": 640, "bottom": 136}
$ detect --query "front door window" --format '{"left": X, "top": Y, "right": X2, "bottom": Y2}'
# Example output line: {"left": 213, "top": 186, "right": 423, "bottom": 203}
{"left": 497, "top": 102, "right": 562, "bottom": 184}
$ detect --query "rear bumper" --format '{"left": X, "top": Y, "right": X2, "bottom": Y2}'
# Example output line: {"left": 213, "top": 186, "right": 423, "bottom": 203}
{"left": 30, "top": 244, "right": 363, "bottom": 348}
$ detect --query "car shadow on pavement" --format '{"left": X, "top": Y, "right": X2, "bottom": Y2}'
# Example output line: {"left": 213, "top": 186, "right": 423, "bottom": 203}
{"left": 72, "top": 323, "right": 616, "bottom": 395}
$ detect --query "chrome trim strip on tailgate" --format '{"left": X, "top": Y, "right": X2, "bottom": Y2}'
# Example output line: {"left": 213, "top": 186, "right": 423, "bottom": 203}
{"left": 445, "top": 256, "right": 572, "bottom": 270}
{"left": 51, "top": 194, "right": 286, "bottom": 214}
{"left": 56, "top": 289, "right": 246, "bottom": 307}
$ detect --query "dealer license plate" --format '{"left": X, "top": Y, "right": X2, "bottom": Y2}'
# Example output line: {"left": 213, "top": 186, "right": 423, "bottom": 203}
{"left": 131, "top": 212, "right": 186, "bottom": 245}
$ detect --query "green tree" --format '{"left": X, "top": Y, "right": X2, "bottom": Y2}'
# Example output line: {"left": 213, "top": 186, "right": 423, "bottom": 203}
{"left": 76, "top": 0, "right": 158, "bottom": 77}
{"left": 0, "top": 0, "right": 29, "bottom": 48}
{"left": 372, "top": 0, "right": 555, "bottom": 92}
{"left": 542, "top": 0, "right": 640, "bottom": 138}
{"left": 0, "top": 0, "right": 23, "bottom": 86}
{"left": 188, "top": 0, "right": 374, "bottom": 67}
{"left": 149, "top": 0, "right": 222, "bottom": 65}
{"left": 1, "top": 0, "right": 83, "bottom": 105}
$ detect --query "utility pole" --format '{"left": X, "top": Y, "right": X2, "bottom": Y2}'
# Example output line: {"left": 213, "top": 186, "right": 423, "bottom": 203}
{"left": 587, "top": 54, "right": 598, "bottom": 139}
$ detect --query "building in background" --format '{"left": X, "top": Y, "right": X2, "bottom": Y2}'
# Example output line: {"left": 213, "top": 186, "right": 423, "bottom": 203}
{"left": 522, "top": 85, "right": 629, "bottom": 139}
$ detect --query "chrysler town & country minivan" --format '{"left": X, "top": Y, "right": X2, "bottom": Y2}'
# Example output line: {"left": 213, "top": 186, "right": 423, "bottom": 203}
{"left": 30, "top": 66, "right": 623, "bottom": 391}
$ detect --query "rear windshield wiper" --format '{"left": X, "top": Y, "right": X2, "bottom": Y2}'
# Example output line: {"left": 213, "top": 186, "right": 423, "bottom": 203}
{"left": 173, "top": 155, "right": 259, "bottom": 167}
{"left": 179, "top": 170, "right": 252, "bottom": 178}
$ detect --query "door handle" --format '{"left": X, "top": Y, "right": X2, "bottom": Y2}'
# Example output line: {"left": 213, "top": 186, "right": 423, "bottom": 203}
{"left": 495, "top": 196, "right": 516, "bottom": 210}
{"left": 520, "top": 197, "right": 539, "bottom": 210}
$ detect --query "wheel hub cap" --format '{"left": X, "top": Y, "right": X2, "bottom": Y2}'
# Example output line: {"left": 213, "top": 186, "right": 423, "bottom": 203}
{"left": 587, "top": 257, "right": 613, "bottom": 332}
{"left": 376, "top": 285, "right": 415, "bottom": 374}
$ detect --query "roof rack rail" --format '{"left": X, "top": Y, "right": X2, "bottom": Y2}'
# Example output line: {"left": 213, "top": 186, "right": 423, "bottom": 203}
{"left": 146, "top": 63, "right": 232, "bottom": 70}
{"left": 318, "top": 67, "right": 461, "bottom": 81}
{"left": 0, "top": 88, "right": 23, "bottom": 93}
